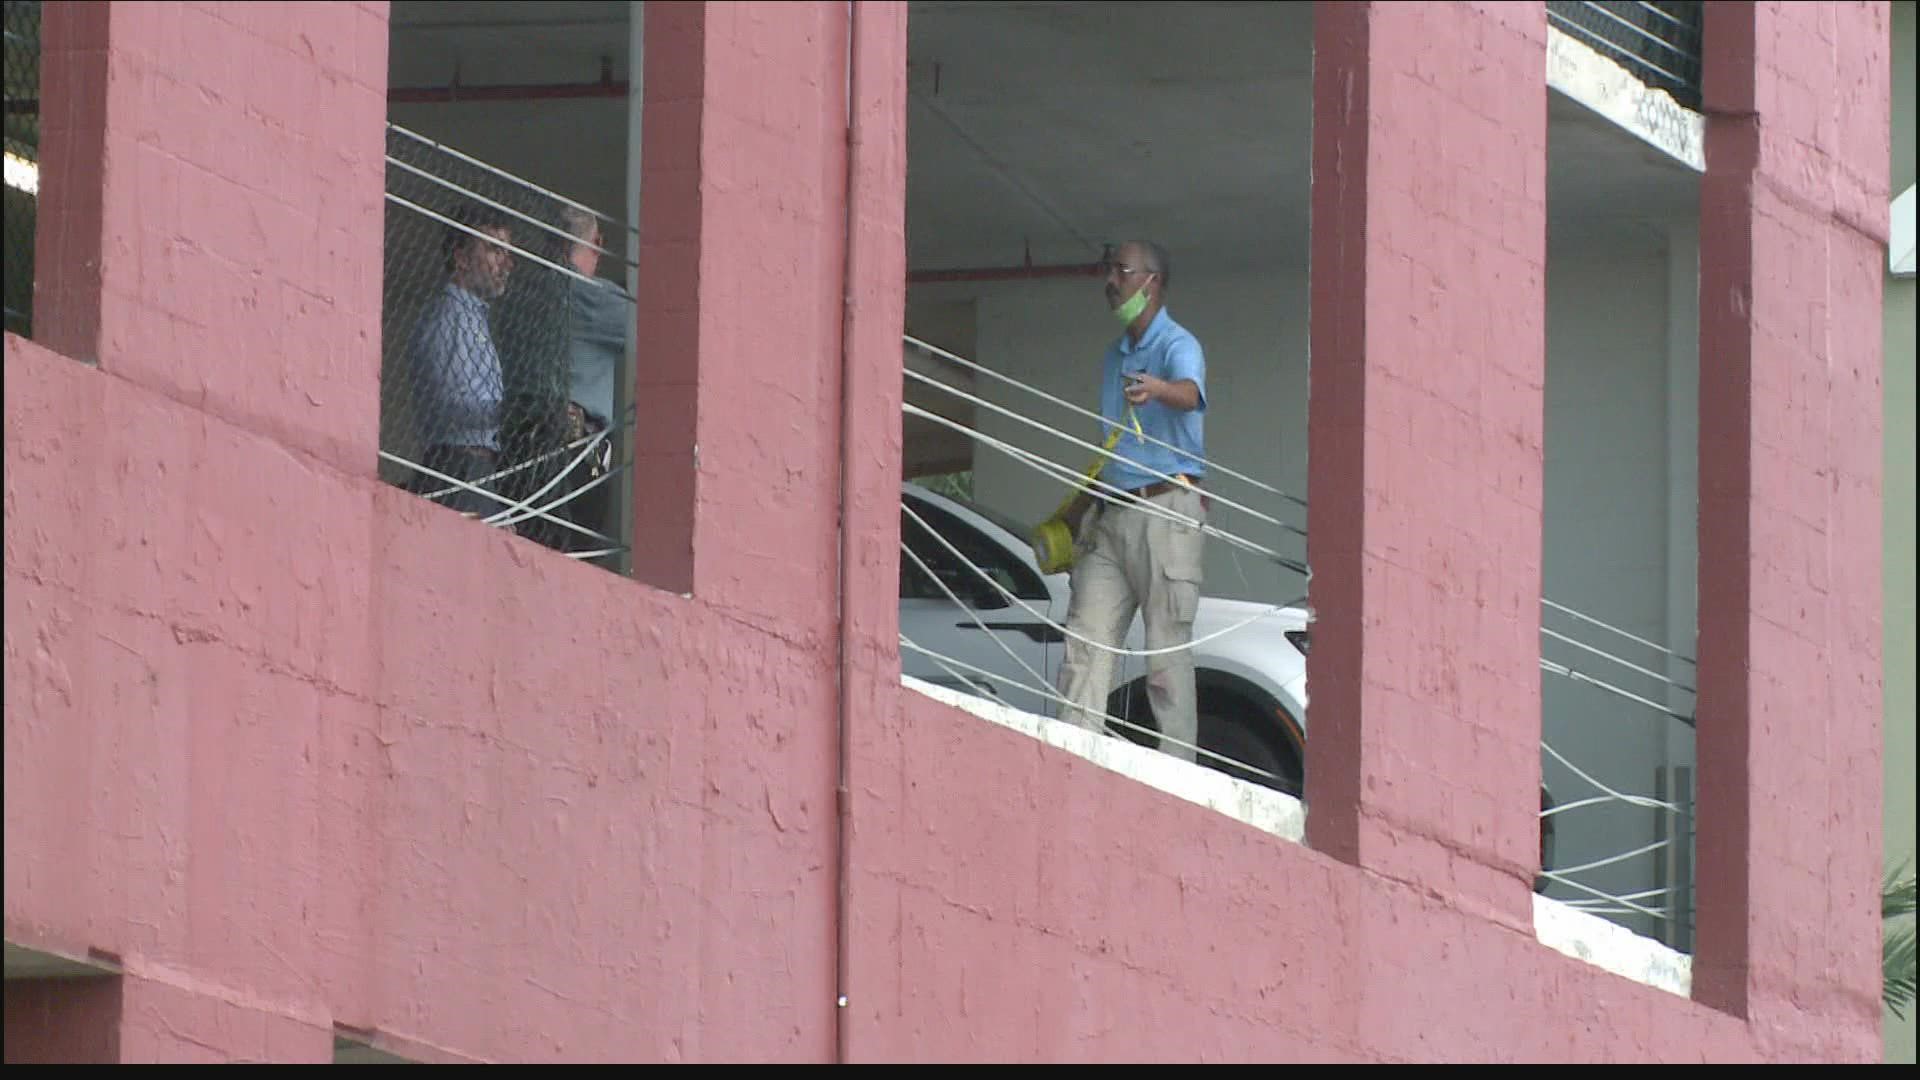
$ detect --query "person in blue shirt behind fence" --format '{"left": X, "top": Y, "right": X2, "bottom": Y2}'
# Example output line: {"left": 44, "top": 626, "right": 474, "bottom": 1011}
{"left": 407, "top": 204, "right": 515, "bottom": 519}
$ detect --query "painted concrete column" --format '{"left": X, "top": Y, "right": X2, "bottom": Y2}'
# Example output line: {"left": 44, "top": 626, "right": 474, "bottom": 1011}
{"left": 1692, "top": 2, "right": 1888, "bottom": 1055}
{"left": 1306, "top": 1, "right": 1549, "bottom": 927}
{"left": 3, "top": 973, "right": 333, "bottom": 1064}
{"left": 3, "top": 979, "right": 122, "bottom": 1064}
{"left": 628, "top": 1, "right": 702, "bottom": 595}
{"left": 836, "top": 3, "right": 910, "bottom": 1062}
{"left": 31, "top": 1, "right": 389, "bottom": 476}
{"left": 631, "top": 3, "right": 908, "bottom": 1059}
{"left": 633, "top": 1, "right": 902, "bottom": 631}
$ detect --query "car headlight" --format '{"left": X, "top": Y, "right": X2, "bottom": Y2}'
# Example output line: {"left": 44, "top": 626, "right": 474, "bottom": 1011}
{"left": 1283, "top": 629, "right": 1311, "bottom": 656}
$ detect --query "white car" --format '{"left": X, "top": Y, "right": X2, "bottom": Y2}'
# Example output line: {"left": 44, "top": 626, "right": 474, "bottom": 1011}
{"left": 900, "top": 483, "right": 1565, "bottom": 888}
{"left": 899, "top": 482, "right": 1311, "bottom": 796}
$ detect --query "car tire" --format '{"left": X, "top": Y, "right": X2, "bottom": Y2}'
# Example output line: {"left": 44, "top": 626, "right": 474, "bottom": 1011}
{"left": 1105, "top": 681, "right": 1304, "bottom": 798}
{"left": 1199, "top": 703, "right": 1303, "bottom": 798}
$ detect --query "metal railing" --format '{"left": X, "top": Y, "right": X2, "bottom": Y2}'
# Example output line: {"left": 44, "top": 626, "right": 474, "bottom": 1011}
{"left": 3, "top": 0, "right": 39, "bottom": 338}
{"left": 1537, "top": 595, "right": 1697, "bottom": 946}
{"left": 379, "top": 123, "right": 635, "bottom": 567}
{"left": 895, "top": 336, "right": 1707, "bottom": 927}
{"left": 1548, "top": 1, "right": 1704, "bottom": 109}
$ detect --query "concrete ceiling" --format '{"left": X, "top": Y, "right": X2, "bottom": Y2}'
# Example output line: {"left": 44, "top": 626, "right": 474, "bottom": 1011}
{"left": 389, "top": 1, "right": 633, "bottom": 89}
{"left": 905, "top": 2, "right": 1697, "bottom": 277}
{"left": 906, "top": 2, "right": 1317, "bottom": 276}
{"left": 387, "top": 2, "right": 1697, "bottom": 277}
{"left": 386, "top": 2, "right": 1699, "bottom": 479}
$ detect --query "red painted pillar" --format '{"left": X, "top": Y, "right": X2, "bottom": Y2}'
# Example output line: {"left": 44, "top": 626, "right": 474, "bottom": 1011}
{"left": 631, "top": 1, "right": 903, "bottom": 631}
{"left": 631, "top": 3, "right": 908, "bottom": 1059}
{"left": 31, "top": 1, "right": 389, "bottom": 477}
{"left": 834, "top": 2, "right": 909, "bottom": 1063}
{"left": 17, "top": 2, "right": 389, "bottom": 1063}
{"left": 1306, "top": 1, "right": 1549, "bottom": 927}
{"left": 1692, "top": 2, "right": 1888, "bottom": 1055}
{"left": 628, "top": 2, "right": 703, "bottom": 595}
{"left": 3, "top": 974, "right": 332, "bottom": 1064}
{"left": 3, "top": 979, "right": 122, "bottom": 1064}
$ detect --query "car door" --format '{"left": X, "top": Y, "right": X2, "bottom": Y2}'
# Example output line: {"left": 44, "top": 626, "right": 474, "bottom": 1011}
{"left": 898, "top": 495, "right": 1060, "bottom": 717}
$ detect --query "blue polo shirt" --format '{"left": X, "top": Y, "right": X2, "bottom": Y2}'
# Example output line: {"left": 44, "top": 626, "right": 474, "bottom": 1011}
{"left": 1097, "top": 307, "right": 1207, "bottom": 492}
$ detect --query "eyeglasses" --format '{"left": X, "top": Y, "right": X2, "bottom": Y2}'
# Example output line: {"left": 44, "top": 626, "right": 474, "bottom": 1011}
{"left": 1101, "top": 261, "right": 1153, "bottom": 278}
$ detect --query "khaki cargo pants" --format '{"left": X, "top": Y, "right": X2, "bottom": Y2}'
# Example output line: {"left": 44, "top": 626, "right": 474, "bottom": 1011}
{"left": 1056, "top": 485, "right": 1206, "bottom": 763}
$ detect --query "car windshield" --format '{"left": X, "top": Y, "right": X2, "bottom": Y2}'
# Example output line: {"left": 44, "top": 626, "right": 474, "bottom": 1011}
{"left": 907, "top": 486, "right": 1034, "bottom": 545}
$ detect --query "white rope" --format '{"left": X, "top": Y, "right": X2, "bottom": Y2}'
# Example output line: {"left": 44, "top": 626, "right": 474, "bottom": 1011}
{"left": 480, "top": 427, "right": 613, "bottom": 527}
{"left": 903, "top": 500, "right": 1306, "bottom": 659}
{"left": 1538, "top": 870, "right": 1674, "bottom": 922}
{"left": 406, "top": 426, "right": 602, "bottom": 501}
{"left": 491, "top": 463, "right": 629, "bottom": 539}
{"left": 1540, "top": 626, "right": 1698, "bottom": 694}
{"left": 898, "top": 637, "right": 1285, "bottom": 783}
{"left": 1540, "top": 657, "right": 1696, "bottom": 727}
{"left": 904, "top": 402, "right": 1310, "bottom": 577}
{"left": 1542, "top": 597, "right": 1697, "bottom": 666}
{"left": 1572, "top": 885, "right": 1674, "bottom": 904}
{"left": 903, "top": 632, "right": 1007, "bottom": 704}
{"left": 904, "top": 333, "right": 1309, "bottom": 510}
{"left": 379, "top": 450, "right": 619, "bottom": 548}
{"left": 385, "top": 153, "right": 637, "bottom": 272}
{"left": 1561, "top": 884, "right": 1679, "bottom": 916}
{"left": 387, "top": 122, "right": 637, "bottom": 239}
{"left": 1541, "top": 740, "right": 1683, "bottom": 814}
{"left": 901, "top": 542, "right": 1058, "bottom": 697}
{"left": 1540, "top": 795, "right": 1620, "bottom": 818}
{"left": 956, "top": 411, "right": 1308, "bottom": 577}
{"left": 384, "top": 191, "right": 623, "bottom": 295}
{"left": 1546, "top": 837, "right": 1671, "bottom": 878}
{"left": 903, "top": 367, "right": 1305, "bottom": 540}
{"left": 900, "top": 338, "right": 1706, "bottom": 694}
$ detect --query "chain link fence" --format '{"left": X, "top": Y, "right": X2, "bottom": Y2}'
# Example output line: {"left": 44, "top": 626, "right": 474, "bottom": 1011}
{"left": 3, "top": 0, "right": 39, "bottom": 338}
{"left": 380, "top": 123, "right": 635, "bottom": 566}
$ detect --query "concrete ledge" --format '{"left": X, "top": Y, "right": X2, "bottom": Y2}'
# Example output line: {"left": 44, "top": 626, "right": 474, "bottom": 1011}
{"left": 903, "top": 676, "right": 1695, "bottom": 1001}
{"left": 3, "top": 941, "right": 122, "bottom": 982}
{"left": 1547, "top": 25, "right": 1705, "bottom": 171}
{"left": 1532, "top": 893, "right": 1692, "bottom": 998}
{"left": 333, "top": 1032, "right": 419, "bottom": 1065}
{"left": 903, "top": 674, "right": 1306, "bottom": 843}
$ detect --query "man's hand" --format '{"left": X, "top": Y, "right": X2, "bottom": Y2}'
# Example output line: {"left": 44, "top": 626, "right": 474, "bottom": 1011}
{"left": 1062, "top": 491, "right": 1094, "bottom": 536}
{"left": 1124, "top": 373, "right": 1201, "bottom": 411}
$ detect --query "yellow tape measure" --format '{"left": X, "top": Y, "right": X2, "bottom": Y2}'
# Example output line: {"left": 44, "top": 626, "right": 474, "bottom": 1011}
{"left": 1031, "top": 406, "right": 1142, "bottom": 575}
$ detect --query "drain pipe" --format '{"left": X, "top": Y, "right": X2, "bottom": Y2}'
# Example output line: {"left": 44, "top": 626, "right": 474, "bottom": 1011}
{"left": 387, "top": 79, "right": 630, "bottom": 104}
{"left": 389, "top": 59, "right": 630, "bottom": 104}
{"left": 907, "top": 259, "right": 1104, "bottom": 284}
{"left": 833, "top": 0, "right": 862, "bottom": 1066}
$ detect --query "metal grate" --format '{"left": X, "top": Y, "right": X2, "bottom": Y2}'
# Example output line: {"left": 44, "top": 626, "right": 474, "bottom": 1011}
{"left": 1547, "top": 1, "right": 1703, "bottom": 110}
{"left": 3, "top": 0, "right": 39, "bottom": 338}
{"left": 380, "top": 124, "right": 635, "bottom": 567}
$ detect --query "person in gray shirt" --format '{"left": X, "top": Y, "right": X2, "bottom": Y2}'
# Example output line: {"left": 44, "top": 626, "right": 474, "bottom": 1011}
{"left": 407, "top": 205, "right": 516, "bottom": 518}
{"left": 559, "top": 207, "right": 628, "bottom": 432}
{"left": 555, "top": 206, "right": 632, "bottom": 555}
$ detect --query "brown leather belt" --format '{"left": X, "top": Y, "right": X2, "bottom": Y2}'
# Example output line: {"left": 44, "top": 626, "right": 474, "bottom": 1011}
{"left": 1124, "top": 475, "right": 1201, "bottom": 501}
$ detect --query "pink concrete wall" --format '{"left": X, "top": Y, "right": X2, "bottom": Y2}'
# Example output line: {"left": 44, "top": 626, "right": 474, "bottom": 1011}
{"left": 1692, "top": 0, "right": 1890, "bottom": 1053}
{"left": 1, "top": 0, "right": 1888, "bottom": 1065}
{"left": 1303, "top": 0, "right": 1548, "bottom": 929}
{"left": 8, "top": 0, "right": 862, "bottom": 1062}
{"left": 4, "top": 979, "right": 120, "bottom": 1064}
{"left": 846, "top": 690, "right": 1758, "bottom": 1062}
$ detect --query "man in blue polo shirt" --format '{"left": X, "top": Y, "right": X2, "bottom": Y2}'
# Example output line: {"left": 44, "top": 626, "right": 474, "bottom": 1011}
{"left": 1053, "top": 240, "right": 1208, "bottom": 764}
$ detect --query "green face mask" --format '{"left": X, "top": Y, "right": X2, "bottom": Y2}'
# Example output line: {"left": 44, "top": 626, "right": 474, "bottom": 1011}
{"left": 1112, "top": 278, "right": 1153, "bottom": 325}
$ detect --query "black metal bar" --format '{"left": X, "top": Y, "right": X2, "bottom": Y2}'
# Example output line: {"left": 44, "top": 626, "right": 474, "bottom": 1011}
{"left": 1547, "top": 0, "right": 1703, "bottom": 108}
